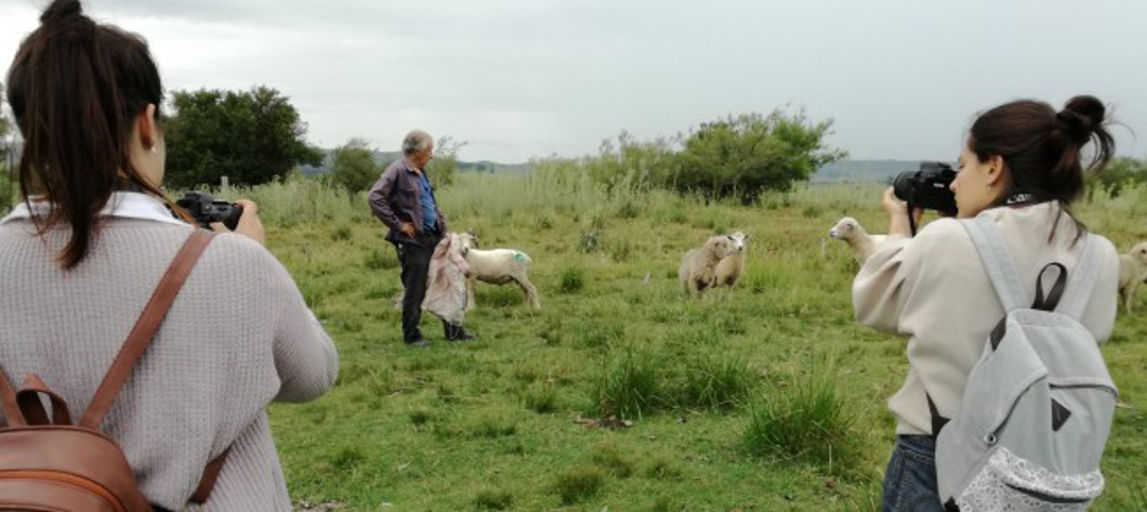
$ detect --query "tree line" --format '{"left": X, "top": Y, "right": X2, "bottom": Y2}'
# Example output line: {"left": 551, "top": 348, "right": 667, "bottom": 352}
{"left": 3, "top": 84, "right": 1146, "bottom": 205}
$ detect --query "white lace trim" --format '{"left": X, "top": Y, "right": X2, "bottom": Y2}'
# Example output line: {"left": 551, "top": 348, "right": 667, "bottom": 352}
{"left": 956, "top": 448, "right": 1103, "bottom": 511}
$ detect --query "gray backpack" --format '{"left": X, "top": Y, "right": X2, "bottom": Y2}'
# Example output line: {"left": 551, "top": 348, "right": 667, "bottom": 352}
{"left": 932, "top": 215, "right": 1117, "bottom": 511}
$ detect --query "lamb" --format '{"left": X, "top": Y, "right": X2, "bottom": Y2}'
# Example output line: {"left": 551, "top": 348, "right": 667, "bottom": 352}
{"left": 714, "top": 231, "right": 749, "bottom": 291}
{"left": 456, "top": 232, "right": 541, "bottom": 310}
{"left": 678, "top": 234, "right": 738, "bottom": 297}
{"left": 1118, "top": 242, "right": 1147, "bottom": 313}
{"left": 829, "top": 216, "right": 888, "bottom": 265}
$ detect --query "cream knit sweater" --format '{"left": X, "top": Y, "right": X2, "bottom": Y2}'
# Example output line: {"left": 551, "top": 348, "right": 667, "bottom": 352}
{"left": 0, "top": 196, "right": 338, "bottom": 510}
{"left": 853, "top": 202, "right": 1118, "bottom": 436}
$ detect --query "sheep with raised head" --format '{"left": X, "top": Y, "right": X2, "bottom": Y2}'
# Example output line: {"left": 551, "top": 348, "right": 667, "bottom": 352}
{"left": 1118, "top": 241, "right": 1147, "bottom": 313}
{"left": 714, "top": 231, "right": 749, "bottom": 291}
{"left": 457, "top": 232, "right": 541, "bottom": 310}
{"left": 829, "top": 216, "right": 888, "bottom": 266}
{"left": 678, "top": 234, "right": 739, "bottom": 297}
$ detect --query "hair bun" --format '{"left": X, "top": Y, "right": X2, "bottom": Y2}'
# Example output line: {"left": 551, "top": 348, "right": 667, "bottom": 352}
{"left": 40, "top": 0, "right": 84, "bottom": 25}
{"left": 1056, "top": 95, "right": 1105, "bottom": 144}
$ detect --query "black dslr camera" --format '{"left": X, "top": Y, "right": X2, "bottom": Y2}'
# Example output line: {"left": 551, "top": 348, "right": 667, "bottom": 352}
{"left": 175, "top": 192, "right": 243, "bottom": 230}
{"left": 892, "top": 162, "right": 958, "bottom": 217}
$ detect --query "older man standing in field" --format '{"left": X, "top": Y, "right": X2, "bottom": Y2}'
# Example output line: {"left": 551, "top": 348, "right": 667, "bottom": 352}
{"left": 369, "top": 129, "right": 476, "bottom": 346}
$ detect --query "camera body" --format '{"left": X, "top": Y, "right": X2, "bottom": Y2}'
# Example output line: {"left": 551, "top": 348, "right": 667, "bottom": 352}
{"left": 176, "top": 192, "right": 243, "bottom": 230}
{"left": 892, "top": 162, "right": 958, "bottom": 216}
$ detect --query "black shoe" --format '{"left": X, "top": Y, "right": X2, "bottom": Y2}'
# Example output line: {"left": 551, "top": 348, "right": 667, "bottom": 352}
{"left": 446, "top": 329, "right": 478, "bottom": 342}
{"left": 405, "top": 338, "right": 433, "bottom": 348}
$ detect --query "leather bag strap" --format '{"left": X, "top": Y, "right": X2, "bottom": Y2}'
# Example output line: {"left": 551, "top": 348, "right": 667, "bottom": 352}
{"left": 80, "top": 229, "right": 215, "bottom": 429}
{"left": 0, "top": 370, "right": 26, "bottom": 427}
{"left": 190, "top": 448, "right": 231, "bottom": 504}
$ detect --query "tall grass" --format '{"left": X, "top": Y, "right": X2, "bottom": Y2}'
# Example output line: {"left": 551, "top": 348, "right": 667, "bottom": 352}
{"left": 742, "top": 362, "right": 859, "bottom": 475}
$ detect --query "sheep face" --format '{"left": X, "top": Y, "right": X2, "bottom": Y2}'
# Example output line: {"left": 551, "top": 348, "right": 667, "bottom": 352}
{"left": 1133, "top": 242, "right": 1147, "bottom": 264}
{"left": 728, "top": 231, "right": 749, "bottom": 253}
{"left": 457, "top": 232, "right": 479, "bottom": 256}
{"left": 706, "top": 235, "right": 738, "bottom": 260}
{"left": 829, "top": 217, "right": 859, "bottom": 240}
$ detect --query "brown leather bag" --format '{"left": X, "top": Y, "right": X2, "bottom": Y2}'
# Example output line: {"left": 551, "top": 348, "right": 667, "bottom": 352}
{"left": 0, "top": 230, "right": 228, "bottom": 511}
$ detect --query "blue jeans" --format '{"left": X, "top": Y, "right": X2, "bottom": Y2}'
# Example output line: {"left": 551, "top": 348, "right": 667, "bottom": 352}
{"left": 882, "top": 435, "right": 945, "bottom": 512}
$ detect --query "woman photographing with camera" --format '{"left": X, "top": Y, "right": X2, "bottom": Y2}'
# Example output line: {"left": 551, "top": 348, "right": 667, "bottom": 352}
{"left": 854, "top": 96, "right": 1121, "bottom": 511}
{"left": 0, "top": 1, "right": 337, "bottom": 510}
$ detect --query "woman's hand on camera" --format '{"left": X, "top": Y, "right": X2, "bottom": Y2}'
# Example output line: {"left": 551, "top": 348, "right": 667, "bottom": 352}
{"left": 883, "top": 187, "right": 923, "bottom": 237}
{"left": 233, "top": 199, "right": 266, "bottom": 246}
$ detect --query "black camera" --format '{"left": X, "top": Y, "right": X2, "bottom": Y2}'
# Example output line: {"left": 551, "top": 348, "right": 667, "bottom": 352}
{"left": 892, "top": 162, "right": 958, "bottom": 216}
{"left": 175, "top": 191, "right": 243, "bottom": 230}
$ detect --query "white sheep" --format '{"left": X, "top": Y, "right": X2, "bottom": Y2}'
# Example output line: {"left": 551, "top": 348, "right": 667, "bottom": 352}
{"left": 714, "top": 231, "right": 749, "bottom": 291}
{"left": 678, "top": 234, "right": 738, "bottom": 297}
{"left": 457, "top": 232, "right": 541, "bottom": 310}
{"left": 1118, "top": 242, "right": 1147, "bottom": 313}
{"left": 829, "top": 216, "right": 888, "bottom": 265}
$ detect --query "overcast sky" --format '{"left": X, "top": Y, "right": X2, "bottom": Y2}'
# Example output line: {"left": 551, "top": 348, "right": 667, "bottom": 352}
{"left": 2, "top": 0, "right": 1145, "bottom": 163}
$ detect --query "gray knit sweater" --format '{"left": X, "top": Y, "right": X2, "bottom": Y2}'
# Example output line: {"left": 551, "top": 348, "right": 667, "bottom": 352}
{"left": 0, "top": 204, "right": 338, "bottom": 510}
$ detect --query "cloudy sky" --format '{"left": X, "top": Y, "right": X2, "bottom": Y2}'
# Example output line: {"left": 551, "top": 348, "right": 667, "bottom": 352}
{"left": 2, "top": 0, "right": 1145, "bottom": 163}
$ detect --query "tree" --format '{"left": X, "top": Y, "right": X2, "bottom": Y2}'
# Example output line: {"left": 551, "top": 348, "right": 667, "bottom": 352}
{"left": 1087, "top": 156, "right": 1147, "bottom": 200}
{"left": 164, "top": 86, "right": 322, "bottom": 188}
{"left": 330, "top": 138, "right": 379, "bottom": 196}
{"left": 671, "top": 110, "right": 846, "bottom": 203}
{"left": 428, "top": 135, "right": 466, "bottom": 189}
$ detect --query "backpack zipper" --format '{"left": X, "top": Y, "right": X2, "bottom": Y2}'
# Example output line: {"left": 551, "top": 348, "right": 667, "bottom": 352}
{"left": 0, "top": 470, "right": 126, "bottom": 512}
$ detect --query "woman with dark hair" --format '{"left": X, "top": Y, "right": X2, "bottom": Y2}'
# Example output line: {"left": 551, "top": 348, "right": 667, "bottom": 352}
{"left": 853, "top": 96, "right": 1121, "bottom": 511}
{"left": 0, "top": 1, "right": 337, "bottom": 510}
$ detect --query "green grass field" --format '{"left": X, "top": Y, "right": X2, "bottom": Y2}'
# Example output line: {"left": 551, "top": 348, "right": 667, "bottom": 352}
{"left": 244, "top": 174, "right": 1147, "bottom": 511}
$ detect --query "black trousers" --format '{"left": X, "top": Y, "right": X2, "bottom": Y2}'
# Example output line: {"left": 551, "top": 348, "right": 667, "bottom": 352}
{"left": 394, "top": 233, "right": 459, "bottom": 342}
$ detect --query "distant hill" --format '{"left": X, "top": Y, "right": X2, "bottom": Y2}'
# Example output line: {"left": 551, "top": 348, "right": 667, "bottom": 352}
{"left": 300, "top": 149, "right": 534, "bottom": 176}
{"left": 811, "top": 159, "right": 926, "bottom": 183}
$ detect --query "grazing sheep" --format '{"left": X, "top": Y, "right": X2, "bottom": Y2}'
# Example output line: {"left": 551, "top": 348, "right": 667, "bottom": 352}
{"left": 1118, "top": 242, "right": 1147, "bottom": 313}
{"left": 457, "top": 232, "right": 541, "bottom": 310}
{"left": 829, "top": 216, "right": 888, "bottom": 265}
{"left": 714, "top": 231, "right": 749, "bottom": 291}
{"left": 678, "top": 234, "right": 738, "bottom": 297}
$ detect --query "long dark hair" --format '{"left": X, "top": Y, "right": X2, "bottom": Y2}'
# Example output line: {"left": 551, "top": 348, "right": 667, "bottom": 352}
{"left": 968, "top": 95, "right": 1115, "bottom": 241}
{"left": 6, "top": 0, "right": 173, "bottom": 268}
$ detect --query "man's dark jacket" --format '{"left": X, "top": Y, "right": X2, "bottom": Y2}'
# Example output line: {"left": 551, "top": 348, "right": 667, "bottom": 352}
{"left": 368, "top": 158, "right": 447, "bottom": 245}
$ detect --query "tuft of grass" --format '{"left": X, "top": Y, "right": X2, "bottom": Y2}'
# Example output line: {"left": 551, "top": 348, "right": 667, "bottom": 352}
{"left": 609, "top": 236, "right": 633, "bottom": 262}
{"left": 330, "top": 446, "right": 365, "bottom": 472}
{"left": 408, "top": 407, "right": 434, "bottom": 426}
{"left": 558, "top": 266, "right": 585, "bottom": 293}
{"left": 468, "top": 414, "right": 518, "bottom": 439}
{"left": 473, "top": 488, "right": 513, "bottom": 510}
{"left": 589, "top": 345, "right": 665, "bottom": 420}
{"left": 675, "top": 354, "right": 756, "bottom": 411}
{"left": 364, "top": 248, "right": 398, "bottom": 270}
{"left": 643, "top": 454, "right": 683, "bottom": 480}
{"left": 590, "top": 441, "right": 634, "bottom": 478}
{"left": 578, "top": 229, "right": 600, "bottom": 253}
{"left": 553, "top": 465, "right": 605, "bottom": 505}
{"left": 742, "top": 367, "right": 858, "bottom": 473}
{"left": 522, "top": 383, "right": 559, "bottom": 414}
{"left": 331, "top": 224, "right": 352, "bottom": 241}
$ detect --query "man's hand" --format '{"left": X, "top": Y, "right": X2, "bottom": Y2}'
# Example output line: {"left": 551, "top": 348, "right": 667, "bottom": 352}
{"left": 400, "top": 222, "right": 417, "bottom": 238}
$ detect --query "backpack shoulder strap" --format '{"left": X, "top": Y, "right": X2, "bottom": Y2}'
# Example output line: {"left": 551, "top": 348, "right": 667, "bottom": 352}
{"left": 960, "top": 215, "right": 1028, "bottom": 312}
{"left": 1056, "top": 233, "right": 1103, "bottom": 320}
{"left": 80, "top": 229, "right": 215, "bottom": 429}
